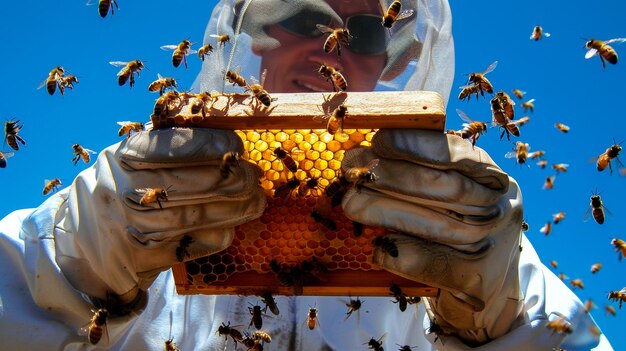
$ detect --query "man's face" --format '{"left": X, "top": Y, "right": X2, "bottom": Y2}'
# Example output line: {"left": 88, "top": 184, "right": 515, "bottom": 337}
{"left": 258, "top": 0, "right": 388, "bottom": 93}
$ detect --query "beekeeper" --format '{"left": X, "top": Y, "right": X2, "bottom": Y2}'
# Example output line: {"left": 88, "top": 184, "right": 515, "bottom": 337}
{"left": 0, "top": 0, "right": 612, "bottom": 350}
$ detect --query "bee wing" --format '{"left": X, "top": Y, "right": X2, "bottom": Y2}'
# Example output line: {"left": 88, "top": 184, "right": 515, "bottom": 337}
{"left": 116, "top": 121, "right": 134, "bottom": 126}
{"left": 37, "top": 77, "right": 50, "bottom": 90}
{"left": 260, "top": 69, "right": 268, "bottom": 86}
{"left": 504, "top": 151, "right": 517, "bottom": 159}
{"left": 316, "top": 24, "right": 335, "bottom": 34}
{"left": 365, "top": 158, "right": 380, "bottom": 171}
{"left": 620, "top": 287, "right": 626, "bottom": 294}
{"left": 482, "top": 61, "right": 498, "bottom": 74}
{"left": 604, "top": 38, "right": 626, "bottom": 45}
{"left": 209, "top": 34, "right": 222, "bottom": 38}
{"left": 78, "top": 322, "right": 91, "bottom": 336}
{"left": 456, "top": 108, "right": 475, "bottom": 124}
{"left": 160, "top": 45, "right": 178, "bottom": 51}
{"left": 585, "top": 48, "right": 599, "bottom": 59}
{"left": 539, "top": 223, "right": 550, "bottom": 234}
{"left": 134, "top": 188, "right": 152, "bottom": 195}
{"left": 84, "top": 148, "right": 97, "bottom": 154}
{"left": 395, "top": 9, "right": 415, "bottom": 22}
{"left": 157, "top": 73, "right": 165, "bottom": 80}
{"left": 109, "top": 61, "right": 130, "bottom": 67}
{"left": 525, "top": 98, "right": 536, "bottom": 104}
{"left": 544, "top": 32, "right": 551, "bottom": 38}
{"left": 187, "top": 49, "right": 198, "bottom": 55}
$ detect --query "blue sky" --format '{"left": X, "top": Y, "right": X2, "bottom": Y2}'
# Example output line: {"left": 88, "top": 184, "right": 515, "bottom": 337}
{"left": 1, "top": 0, "right": 625, "bottom": 349}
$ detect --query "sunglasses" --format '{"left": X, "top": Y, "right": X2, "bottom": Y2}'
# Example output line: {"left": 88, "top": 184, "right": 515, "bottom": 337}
{"left": 277, "top": 11, "right": 389, "bottom": 55}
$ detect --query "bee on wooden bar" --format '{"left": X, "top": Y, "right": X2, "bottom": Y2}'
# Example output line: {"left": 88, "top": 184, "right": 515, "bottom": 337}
{"left": 389, "top": 283, "right": 408, "bottom": 312}
{"left": 259, "top": 291, "right": 279, "bottom": 316}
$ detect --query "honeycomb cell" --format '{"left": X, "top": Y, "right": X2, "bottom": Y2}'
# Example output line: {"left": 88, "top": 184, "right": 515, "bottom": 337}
{"left": 261, "top": 131, "right": 275, "bottom": 143}
{"left": 307, "top": 240, "right": 318, "bottom": 249}
{"left": 338, "top": 246, "right": 350, "bottom": 255}
{"left": 203, "top": 274, "right": 217, "bottom": 284}
{"left": 324, "top": 231, "right": 337, "bottom": 241}
{"left": 298, "top": 141, "right": 312, "bottom": 153}
{"left": 328, "top": 159, "right": 342, "bottom": 170}
{"left": 337, "top": 231, "right": 349, "bottom": 241}
{"left": 356, "top": 254, "right": 367, "bottom": 262}
{"left": 281, "top": 247, "right": 291, "bottom": 256}
{"left": 254, "top": 140, "right": 269, "bottom": 152}
{"left": 201, "top": 264, "right": 212, "bottom": 275}
{"left": 186, "top": 262, "right": 200, "bottom": 275}
{"left": 312, "top": 141, "right": 327, "bottom": 152}
{"left": 326, "top": 247, "right": 337, "bottom": 255}
{"left": 290, "top": 133, "right": 304, "bottom": 144}
{"left": 314, "top": 159, "right": 328, "bottom": 171}
{"left": 282, "top": 232, "right": 293, "bottom": 240}
{"left": 335, "top": 132, "right": 350, "bottom": 143}
{"left": 326, "top": 140, "right": 342, "bottom": 152}
{"left": 327, "top": 261, "right": 338, "bottom": 270}
{"left": 322, "top": 168, "right": 336, "bottom": 180}
{"left": 208, "top": 254, "right": 222, "bottom": 265}
{"left": 349, "top": 261, "right": 361, "bottom": 270}
{"left": 246, "top": 130, "right": 261, "bottom": 143}
{"left": 222, "top": 254, "right": 234, "bottom": 265}
{"left": 275, "top": 131, "right": 289, "bottom": 142}
{"left": 246, "top": 247, "right": 258, "bottom": 256}
{"left": 338, "top": 261, "right": 349, "bottom": 269}
{"left": 319, "top": 240, "right": 330, "bottom": 248}
{"left": 304, "top": 133, "right": 319, "bottom": 144}
{"left": 345, "top": 238, "right": 356, "bottom": 247}
{"left": 319, "top": 132, "right": 334, "bottom": 143}
{"left": 260, "top": 231, "right": 271, "bottom": 240}
{"left": 350, "top": 247, "right": 361, "bottom": 256}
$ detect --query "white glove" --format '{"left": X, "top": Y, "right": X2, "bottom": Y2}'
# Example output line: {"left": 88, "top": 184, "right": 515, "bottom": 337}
{"left": 341, "top": 129, "right": 524, "bottom": 346}
{"left": 53, "top": 128, "right": 266, "bottom": 306}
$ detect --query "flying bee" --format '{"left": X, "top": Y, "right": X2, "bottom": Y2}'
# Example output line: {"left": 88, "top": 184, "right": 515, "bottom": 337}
{"left": 72, "top": 144, "right": 96, "bottom": 165}
{"left": 58, "top": 74, "right": 79, "bottom": 93}
{"left": 552, "top": 212, "right": 566, "bottom": 224}
{"left": 4, "top": 119, "right": 26, "bottom": 151}
{"left": 37, "top": 66, "right": 65, "bottom": 95}
{"left": 365, "top": 333, "right": 386, "bottom": 351}
{"left": 458, "top": 84, "right": 484, "bottom": 101}
{"left": 161, "top": 39, "right": 197, "bottom": 69}
{"left": 225, "top": 68, "right": 247, "bottom": 88}
{"left": 252, "top": 331, "right": 272, "bottom": 343}
{"left": 137, "top": 186, "right": 171, "bottom": 209}
{"left": 468, "top": 61, "right": 497, "bottom": 94}
{"left": 379, "top": 0, "right": 414, "bottom": 29}
{"left": 585, "top": 299, "right": 595, "bottom": 313}
{"left": 505, "top": 141, "right": 530, "bottom": 165}
{"left": 220, "top": 151, "right": 241, "bottom": 179}
{"left": 608, "top": 288, "right": 626, "bottom": 308}
{"left": 530, "top": 25, "right": 550, "bottom": 41}
{"left": 516, "top": 116, "right": 531, "bottom": 127}
{"left": 110, "top": 60, "right": 146, "bottom": 88}
{"left": 569, "top": 278, "right": 584, "bottom": 290}
{"left": 611, "top": 238, "right": 626, "bottom": 261}
{"left": 210, "top": 34, "right": 231, "bottom": 47}
{"left": 248, "top": 303, "right": 265, "bottom": 330}
{"left": 372, "top": 235, "right": 399, "bottom": 257}
{"left": 307, "top": 307, "right": 319, "bottom": 330}
{"left": 584, "top": 38, "right": 626, "bottom": 69}
{"left": 175, "top": 235, "right": 193, "bottom": 262}
{"left": 197, "top": 44, "right": 214, "bottom": 61}
{"left": 272, "top": 147, "right": 299, "bottom": 173}
{"left": 491, "top": 92, "right": 519, "bottom": 140}
{"left": 259, "top": 291, "right": 279, "bottom": 316}
{"left": 154, "top": 91, "right": 182, "bottom": 116}
{"left": 316, "top": 24, "right": 352, "bottom": 56}
{"left": 554, "top": 122, "right": 570, "bottom": 133}
{"left": 43, "top": 178, "right": 62, "bottom": 195}
{"left": 96, "top": 0, "right": 119, "bottom": 18}
{"left": 389, "top": 283, "right": 408, "bottom": 312}
{"left": 310, "top": 210, "right": 337, "bottom": 231}
{"left": 552, "top": 163, "right": 569, "bottom": 173}
{"left": 591, "top": 263, "right": 602, "bottom": 274}
{"left": 595, "top": 142, "right": 623, "bottom": 174}
{"left": 148, "top": 74, "right": 178, "bottom": 96}
{"left": 314, "top": 104, "right": 348, "bottom": 135}
{"left": 0, "top": 151, "right": 14, "bottom": 168}
{"left": 447, "top": 109, "right": 488, "bottom": 147}
{"left": 217, "top": 321, "right": 244, "bottom": 346}
{"left": 585, "top": 193, "right": 609, "bottom": 225}
{"left": 549, "top": 260, "right": 558, "bottom": 269}
{"left": 512, "top": 88, "right": 526, "bottom": 99}
{"left": 493, "top": 91, "right": 515, "bottom": 119}
{"left": 342, "top": 296, "right": 363, "bottom": 322}
{"left": 117, "top": 121, "right": 144, "bottom": 138}
{"left": 318, "top": 64, "right": 348, "bottom": 91}
{"left": 558, "top": 273, "right": 568, "bottom": 281}
{"left": 246, "top": 69, "right": 275, "bottom": 107}
{"left": 397, "top": 345, "right": 418, "bottom": 351}
{"left": 605, "top": 305, "right": 617, "bottom": 317}
{"left": 344, "top": 158, "right": 380, "bottom": 187}
{"left": 537, "top": 160, "right": 548, "bottom": 169}
{"left": 528, "top": 150, "right": 545, "bottom": 160}
{"left": 540, "top": 221, "right": 552, "bottom": 236}
{"left": 546, "top": 318, "right": 573, "bottom": 335}
{"left": 79, "top": 308, "right": 109, "bottom": 345}
{"left": 521, "top": 98, "right": 535, "bottom": 113}
{"left": 543, "top": 175, "right": 556, "bottom": 190}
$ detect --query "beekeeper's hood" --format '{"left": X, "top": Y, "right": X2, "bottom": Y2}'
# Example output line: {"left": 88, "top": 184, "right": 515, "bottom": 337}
{"left": 193, "top": 0, "right": 454, "bottom": 105}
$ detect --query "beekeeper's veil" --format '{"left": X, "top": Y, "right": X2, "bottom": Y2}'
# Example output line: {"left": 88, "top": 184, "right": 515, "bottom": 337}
{"left": 193, "top": 0, "right": 454, "bottom": 105}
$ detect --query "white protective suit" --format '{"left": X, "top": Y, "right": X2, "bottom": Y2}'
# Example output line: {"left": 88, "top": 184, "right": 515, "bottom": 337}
{"left": 0, "top": 0, "right": 614, "bottom": 350}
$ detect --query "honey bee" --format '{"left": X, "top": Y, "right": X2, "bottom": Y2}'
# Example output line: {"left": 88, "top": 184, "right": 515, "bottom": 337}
{"left": 528, "top": 150, "right": 545, "bottom": 160}
{"left": 505, "top": 141, "right": 530, "bottom": 165}
{"left": 0, "top": 151, "right": 14, "bottom": 168}
{"left": 379, "top": 0, "right": 414, "bottom": 29}
{"left": 310, "top": 210, "right": 337, "bottom": 231}
{"left": 540, "top": 222, "right": 552, "bottom": 236}
{"left": 72, "top": 144, "right": 96, "bottom": 165}
{"left": 148, "top": 74, "right": 178, "bottom": 95}
{"left": 521, "top": 220, "right": 530, "bottom": 232}
{"left": 549, "top": 260, "right": 558, "bottom": 269}
{"left": 161, "top": 39, "right": 196, "bottom": 69}
{"left": 372, "top": 235, "right": 399, "bottom": 257}
{"left": 217, "top": 321, "right": 244, "bottom": 346}
{"left": 269, "top": 260, "right": 304, "bottom": 295}
{"left": 314, "top": 104, "right": 348, "bottom": 135}
{"left": 117, "top": 121, "right": 144, "bottom": 138}
{"left": 605, "top": 305, "right": 617, "bottom": 316}
{"left": 558, "top": 273, "right": 568, "bottom": 281}
{"left": 154, "top": 91, "right": 182, "bottom": 117}
{"left": 316, "top": 24, "right": 352, "bottom": 56}
{"left": 137, "top": 186, "right": 171, "bottom": 209}
{"left": 307, "top": 307, "right": 319, "bottom": 330}
{"left": 225, "top": 67, "right": 247, "bottom": 87}
{"left": 197, "top": 44, "right": 214, "bottom": 61}
{"left": 220, "top": 151, "right": 241, "bottom": 179}
{"left": 491, "top": 92, "right": 519, "bottom": 140}
{"left": 252, "top": 331, "right": 272, "bottom": 343}
{"left": 468, "top": 61, "right": 497, "bottom": 95}
{"left": 248, "top": 303, "right": 264, "bottom": 330}
{"left": 344, "top": 159, "right": 380, "bottom": 187}
{"left": 552, "top": 212, "right": 566, "bottom": 224}
{"left": 543, "top": 175, "right": 556, "bottom": 190}
{"left": 591, "top": 263, "right": 602, "bottom": 274}
{"left": 611, "top": 238, "right": 626, "bottom": 261}
{"left": 110, "top": 60, "right": 146, "bottom": 88}
{"left": 38, "top": 66, "right": 65, "bottom": 95}
{"left": 552, "top": 163, "right": 569, "bottom": 173}
{"left": 298, "top": 175, "right": 322, "bottom": 197}
{"left": 210, "top": 34, "right": 231, "bottom": 47}
{"left": 324, "top": 173, "right": 350, "bottom": 207}
{"left": 608, "top": 288, "right": 626, "bottom": 308}
{"left": 318, "top": 64, "right": 348, "bottom": 92}
{"left": 79, "top": 308, "right": 109, "bottom": 345}
{"left": 585, "top": 193, "right": 609, "bottom": 225}
{"left": 98, "top": 0, "right": 119, "bottom": 18}
{"left": 546, "top": 317, "right": 573, "bottom": 335}
{"left": 584, "top": 38, "right": 626, "bottom": 69}
{"left": 537, "top": 160, "right": 548, "bottom": 169}
{"left": 584, "top": 299, "right": 595, "bottom": 313}
{"left": 273, "top": 178, "right": 301, "bottom": 199}
{"left": 458, "top": 84, "right": 484, "bottom": 101}
{"left": 512, "top": 88, "right": 526, "bottom": 99}
{"left": 59, "top": 74, "right": 79, "bottom": 93}
{"left": 569, "top": 278, "right": 584, "bottom": 290}
{"left": 164, "top": 338, "right": 180, "bottom": 351}
{"left": 554, "top": 122, "right": 570, "bottom": 133}
{"left": 246, "top": 69, "right": 275, "bottom": 107}
{"left": 189, "top": 91, "right": 215, "bottom": 118}
{"left": 447, "top": 109, "right": 488, "bottom": 147}
{"left": 389, "top": 283, "right": 408, "bottom": 312}
{"left": 175, "top": 235, "right": 193, "bottom": 262}
{"left": 4, "top": 119, "right": 26, "bottom": 151}
{"left": 273, "top": 147, "right": 299, "bottom": 173}
{"left": 595, "top": 142, "right": 623, "bottom": 174}
{"left": 530, "top": 26, "right": 550, "bottom": 41}
{"left": 342, "top": 296, "right": 363, "bottom": 322}
{"left": 366, "top": 333, "right": 386, "bottom": 351}
{"left": 259, "top": 291, "right": 280, "bottom": 316}
{"left": 521, "top": 98, "right": 535, "bottom": 113}
{"left": 43, "top": 178, "right": 62, "bottom": 195}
